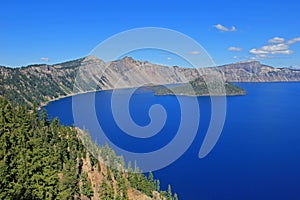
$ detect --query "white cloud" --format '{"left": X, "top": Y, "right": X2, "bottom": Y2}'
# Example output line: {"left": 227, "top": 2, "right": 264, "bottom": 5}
{"left": 270, "top": 50, "right": 293, "bottom": 55}
{"left": 249, "top": 48, "right": 269, "bottom": 55}
{"left": 287, "top": 37, "right": 300, "bottom": 45}
{"left": 268, "top": 37, "right": 285, "bottom": 43}
{"left": 257, "top": 54, "right": 274, "bottom": 59}
{"left": 259, "top": 55, "right": 270, "bottom": 58}
{"left": 231, "top": 26, "right": 237, "bottom": 32}
{"left": 40, "top": 57, "right": 49, "bottom": 62}
{"left": 233, "top": 56, "right": 238, "bottom": 59}
{"left": 227, "top": 46, "right": 242, "bottom": 51}
{"left": 250, "top": 43, "right": 293, "bottom": 55}
{"left": 167, "top": 57, "right": 172, "bottom": 60}
{"left": 261, "top": 43, "right": 289, "bottom": 52}
{"left": 189, "top": 51, "right": 201, "bottom": 55}
{"left": 249, "top": 36, "right": 300, "bottom": 58}
{"left": 213, "top": 24, "right": 237, "bottom": 32}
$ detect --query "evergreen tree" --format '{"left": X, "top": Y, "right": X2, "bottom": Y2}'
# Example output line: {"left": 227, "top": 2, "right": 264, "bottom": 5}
{"left": 81, "top": 173, "right": 94, "bottom": 199}
{"left": 174, "top": 193, "right": 179, "bottom": 200}
{"left": 167, "top": 184, "right": 173, "bottom": 200}
{"left": 99, "top": 179, "right": 114, "bottom": 200}
{"left": 156, "top": 180, "right": 160, "bottom": 191}
{"left": 148, "top": 171, "right": 155, "bottom": 191}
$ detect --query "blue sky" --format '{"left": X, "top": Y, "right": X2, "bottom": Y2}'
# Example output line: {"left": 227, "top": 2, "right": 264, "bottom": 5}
{"left": 1, "top": 0, "right": 300, "bottom": 68}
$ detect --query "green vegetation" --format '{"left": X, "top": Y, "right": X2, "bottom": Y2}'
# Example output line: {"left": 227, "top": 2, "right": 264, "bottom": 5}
{"left": 0, "top": 60, "right": 81, "bottom": 108}
{"left": 0, "top": 97, "right": 177, "bottom": 199}
{"left": 154, "top": 77, "right": 246, "bottom": 96}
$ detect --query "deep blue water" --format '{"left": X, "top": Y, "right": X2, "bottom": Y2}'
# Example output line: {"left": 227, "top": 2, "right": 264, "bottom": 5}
{"left": 44, "top": 83, "right": 300, "bottom": 200}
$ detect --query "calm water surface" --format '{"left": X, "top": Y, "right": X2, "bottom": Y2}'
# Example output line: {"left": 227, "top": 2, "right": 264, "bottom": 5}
{"left": 45, "top": 83, "right": 300, "bottom": 200}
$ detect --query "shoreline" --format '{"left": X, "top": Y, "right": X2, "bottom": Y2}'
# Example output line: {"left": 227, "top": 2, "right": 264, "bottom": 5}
{"left": 27, "top": 81, "right": 300, "bottom": 110}
{"left": 40, "top": 85, "right": 247, "bottom": 110}
{"left": 39, "top": 90, "right": 95, "bottom": 109}
{"left": 154, "top": 92, "right": 246, "bottom": 97}
{"left": 41, "top": 80, "right": 300, "bottom": 110}
{"left": 39, "top": 85, "right": 156, "bottom": 110}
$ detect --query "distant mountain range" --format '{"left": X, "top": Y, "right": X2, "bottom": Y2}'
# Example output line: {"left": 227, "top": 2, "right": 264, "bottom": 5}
{"left": 1, "top": 56, "right": 300, "bottom": 107}
{"left": 216, "top": 61, "right": 300, "bottom": 82}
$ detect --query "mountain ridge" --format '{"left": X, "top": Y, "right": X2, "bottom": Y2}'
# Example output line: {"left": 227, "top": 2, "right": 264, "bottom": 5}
{"left": 1, "top": 56, "right": 300, "bottom": 107}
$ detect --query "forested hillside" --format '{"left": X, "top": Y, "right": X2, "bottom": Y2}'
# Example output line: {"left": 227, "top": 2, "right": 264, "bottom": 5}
{"left": 0, "top": 97, "right": 177, "bottom": 200}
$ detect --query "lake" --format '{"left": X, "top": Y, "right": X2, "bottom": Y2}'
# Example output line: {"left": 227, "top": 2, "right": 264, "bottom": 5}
{"left": 44, "top": 83, "right": 300, "bottom": 200}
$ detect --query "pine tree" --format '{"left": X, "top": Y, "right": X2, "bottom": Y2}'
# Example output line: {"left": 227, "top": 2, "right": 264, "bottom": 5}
{"left": 127, "top": 161, "right": 132, "bottom": 173}
{"left": 148, "top": 171, "right": 155, "bottom": 191}
{"left": 174, "top": 193, "right": 179, "bottom": 200}
{"left": 99, "top": 179, "right": 114, "bottom": 200}
{"left": 156, "top": 180, "right": 160, "bottom": 191}
{"left": 167, "top": 184, "right": 173, "bottom": 200}
{"left": 81, "top": 173, "right": 94, "bottom": 199}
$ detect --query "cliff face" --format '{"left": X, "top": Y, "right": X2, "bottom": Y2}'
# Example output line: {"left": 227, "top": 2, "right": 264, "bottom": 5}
{"left": 1, "top": 56, "right": 300, "bottom": 106}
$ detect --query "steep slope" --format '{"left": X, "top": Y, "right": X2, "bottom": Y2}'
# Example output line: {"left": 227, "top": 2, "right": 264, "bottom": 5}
{"left": 0, "top": 97, "right": 175, "bottom": 200}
